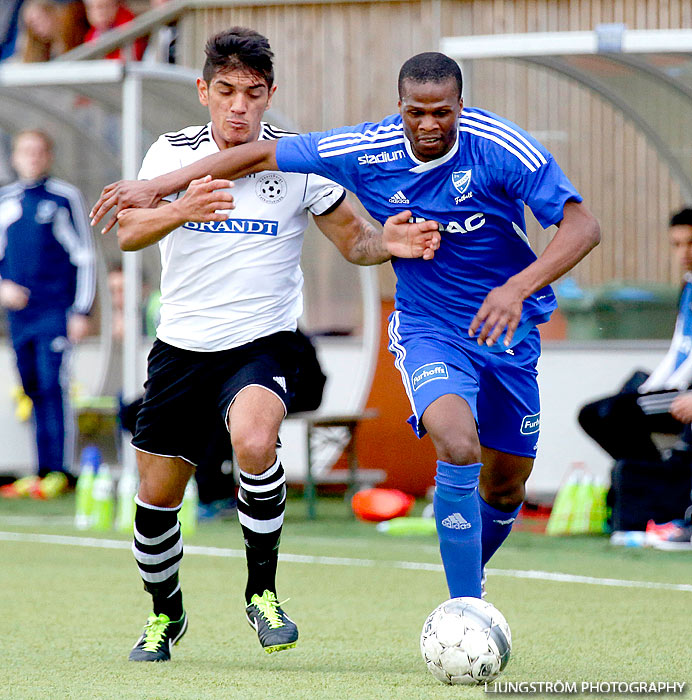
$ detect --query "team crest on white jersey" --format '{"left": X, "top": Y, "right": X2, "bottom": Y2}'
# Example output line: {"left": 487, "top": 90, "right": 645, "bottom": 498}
{"left": 256, "top": 173, "right": 287, "bottom": 203}
{"left": 452, "top": 170, "right": 472, "bottom": 195}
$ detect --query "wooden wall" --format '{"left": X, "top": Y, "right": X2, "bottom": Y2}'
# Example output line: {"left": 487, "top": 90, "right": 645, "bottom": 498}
{"left": 175, "top": 0, "right": 690, "bottom": 292}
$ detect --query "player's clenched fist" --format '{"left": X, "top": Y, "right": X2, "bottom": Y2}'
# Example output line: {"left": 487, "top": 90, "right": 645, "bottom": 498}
{"left": 171, "top": 175, "right": 235, "bottom": 222}
{"left": 383, "top": 209, "right": 441, "bottom": 260}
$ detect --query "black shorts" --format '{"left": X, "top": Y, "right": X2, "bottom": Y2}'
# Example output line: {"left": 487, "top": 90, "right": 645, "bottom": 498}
{"left": 132, "top": 331, "right": 323, "bottom": 466}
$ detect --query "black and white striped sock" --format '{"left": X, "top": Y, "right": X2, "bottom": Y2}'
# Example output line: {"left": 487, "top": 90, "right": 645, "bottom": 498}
{"left": 237, "top": 458, "right": 286, "bottom": 603}
{"left": 132, "top": 497, "right": 184, "bottom": 621}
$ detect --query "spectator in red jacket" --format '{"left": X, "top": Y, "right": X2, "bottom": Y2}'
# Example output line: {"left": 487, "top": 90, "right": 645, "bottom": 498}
{"left": 84, "top": 0, "right": 146, "bottom": 60}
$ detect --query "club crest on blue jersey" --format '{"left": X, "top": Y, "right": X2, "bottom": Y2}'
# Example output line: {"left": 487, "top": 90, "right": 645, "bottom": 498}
{"left": 411, "top": 362, "right": 448, "bottom": 391}
{"left": 183, "top": 219, "right": 279, "bottom": 236}
{"left": 520, "top": 412, "right": 540, "bottom": 435}
{"left": 452, "top": 170, "right": 472, "bottom": 195}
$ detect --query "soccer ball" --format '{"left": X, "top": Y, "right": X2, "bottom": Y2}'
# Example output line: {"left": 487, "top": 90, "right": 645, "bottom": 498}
{"left": 420, "top": 597, "right": 511, "bottom": 685}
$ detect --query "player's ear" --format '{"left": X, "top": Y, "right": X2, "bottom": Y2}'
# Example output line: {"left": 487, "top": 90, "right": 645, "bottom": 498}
{"left": 197, "top": 78, "right": 209, "bottom": 107}
{"left": 265, "top": 84, "right": 278, "bottom": 110}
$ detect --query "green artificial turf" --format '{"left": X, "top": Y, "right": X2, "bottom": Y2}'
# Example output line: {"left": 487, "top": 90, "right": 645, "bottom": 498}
{"left": 0, "top": 494, "right": 689, "bottom": 699}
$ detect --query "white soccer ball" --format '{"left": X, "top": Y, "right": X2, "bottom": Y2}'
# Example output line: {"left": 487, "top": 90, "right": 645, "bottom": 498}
{"left": 420, "top": 597, "right": 511, "bottom": 685}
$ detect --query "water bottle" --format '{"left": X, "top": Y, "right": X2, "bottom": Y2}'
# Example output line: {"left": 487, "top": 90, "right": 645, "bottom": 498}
{"left": 589, "top": 476, "right": 609, "bottom": 534}
{"left": 91, "top": 464, "right": 115, "bottom": 531}
{"left": 179, "top": 479, "right": 198, "bottom": 537}
{"left": 115, "top": 467, "right": 138, "bottom": 533}
{"left": 74, "top": 446, "right": 101, "bottom": 530}
{"left": 376, "top": 516, "right": 437, "bottom": 536}
{"left": 569, "top": 473, "right": 593, "bottom": 534}
{"left": 546, "top": 469, "right": 582, "bottom": 535}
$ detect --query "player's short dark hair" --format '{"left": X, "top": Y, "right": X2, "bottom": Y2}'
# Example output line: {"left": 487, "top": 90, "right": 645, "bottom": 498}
{"left": 670, "top": 208, "right": 692, "bottom": 228}
{"left": 202, "top": 27, "right": 274, "bottom": 88}
{"left": 398, "top": 52, "right": 463, "bottom": 99}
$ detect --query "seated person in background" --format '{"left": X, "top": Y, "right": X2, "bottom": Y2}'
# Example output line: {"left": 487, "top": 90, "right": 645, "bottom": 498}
{"left": 84, "top": 0, "right": 146, "bottom": 61}
{"left": 579, "top": 207, "right": 692, "bottom": 461}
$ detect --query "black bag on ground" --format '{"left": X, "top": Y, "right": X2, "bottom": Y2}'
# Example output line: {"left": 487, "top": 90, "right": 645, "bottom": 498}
{"left": 610, "top": 453, "right": 692, "bottom": 531}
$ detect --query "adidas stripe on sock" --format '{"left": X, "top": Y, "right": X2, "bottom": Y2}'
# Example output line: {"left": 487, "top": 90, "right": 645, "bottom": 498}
{"left": 132, "top": 497, "right": 184, "bottom": 620}
{"left": 238, "top": 459, "right": 286, "bottom": 603}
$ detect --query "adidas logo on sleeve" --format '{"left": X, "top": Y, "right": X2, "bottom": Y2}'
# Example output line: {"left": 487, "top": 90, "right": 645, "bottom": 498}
{"left": 441, "top": 512, "right": 472, "bottom": 530}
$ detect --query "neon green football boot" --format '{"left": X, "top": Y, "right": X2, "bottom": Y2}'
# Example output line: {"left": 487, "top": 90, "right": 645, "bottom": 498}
{"left": 128, "top": 612, "right": 188, "bottom": 662}
{"left": 245, "top": 590, "right": 298, "bottom": 653}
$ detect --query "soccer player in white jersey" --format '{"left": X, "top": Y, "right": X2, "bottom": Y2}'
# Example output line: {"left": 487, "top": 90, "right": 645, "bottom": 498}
{"left": 95, "top": 29, "right": 439, "bottom": 662}
{"left": 93, "top": 53, "right": 599, "bottom": 612}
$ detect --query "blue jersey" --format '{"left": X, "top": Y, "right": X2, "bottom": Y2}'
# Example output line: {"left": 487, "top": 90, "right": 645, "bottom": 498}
{"left": 276, "top": 108, "right": 582, "bottom": 346}
{"left": 0, "top": 177, "right": 95, "bottom": 335}
{"left": 673, "top": 279, "right": 692, "bottom": 370}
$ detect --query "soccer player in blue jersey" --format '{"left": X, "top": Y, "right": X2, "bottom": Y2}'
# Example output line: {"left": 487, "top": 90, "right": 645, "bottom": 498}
{"left": 92, "top": 51, "right": 600, "bottom": 600}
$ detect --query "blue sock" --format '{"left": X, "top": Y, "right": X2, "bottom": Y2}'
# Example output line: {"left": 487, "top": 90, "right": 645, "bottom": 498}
{"left": 479, "top": 497, "right": 522, "bottom": 568}
{"left": 434, "top": 460, "right": 482, "bottom": 599}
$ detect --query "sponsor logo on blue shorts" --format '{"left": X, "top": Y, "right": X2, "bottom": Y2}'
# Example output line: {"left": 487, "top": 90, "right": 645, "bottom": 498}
{"left": 411, "top": 362, "right": 448, "bottom": 391}
{"left": 520, "top": 412, "right": 540, "bottom": 434}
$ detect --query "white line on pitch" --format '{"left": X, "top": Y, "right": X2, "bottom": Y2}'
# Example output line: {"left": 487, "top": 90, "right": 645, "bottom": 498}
{"left": 0, "top": 530, "right": 690, "bottom": 593}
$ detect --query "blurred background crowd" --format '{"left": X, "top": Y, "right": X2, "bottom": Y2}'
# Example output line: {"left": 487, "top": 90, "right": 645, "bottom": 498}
{"left": 1, "top": 0, "right": 172, "bottom": 65}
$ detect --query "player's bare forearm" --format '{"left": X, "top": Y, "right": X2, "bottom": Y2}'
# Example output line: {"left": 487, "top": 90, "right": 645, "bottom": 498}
{"left": 116, "top": 205, "right": 187, "bottom": 251}
{"left": 349, "top": 218, "right": 392, "bottom": 265}
{"left": 116, "top": 176, "right": 235, "bottom": 251}
{"left": 91, "top": 140, "right": 277, "bottom": 233}
{"left": 151, "top": 140, "right": 278, "bottom": 200}
{"left": 504, "top": 201, "right": 600, "bottom": 300}
{"left": 469, "top": 200, "right": 599, "bottom": 347}
{"left": 315, "top": 201, "right": 389, "bottom": 265}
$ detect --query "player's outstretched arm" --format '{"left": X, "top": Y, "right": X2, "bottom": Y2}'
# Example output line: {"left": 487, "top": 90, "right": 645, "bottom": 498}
{"left": 314, "top": 203, "right": 440, "bottom": 265}
{"left": 115, "top": 176, "right": 235, "bottom": 251}
{"left": 469, "top": 200, "right": 600, "bottom": 347}
{"left": 91, "top": 140, "right": 278, "bottom": 234}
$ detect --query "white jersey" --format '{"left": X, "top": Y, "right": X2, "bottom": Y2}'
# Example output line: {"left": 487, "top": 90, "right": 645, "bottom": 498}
{"left": 138, "top": 122, "right": 345, "bottom": 351}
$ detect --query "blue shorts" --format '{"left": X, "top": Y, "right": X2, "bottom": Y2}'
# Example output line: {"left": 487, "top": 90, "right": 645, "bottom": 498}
{"left": 387, "top": 310, "right": 541, "bottom": 458}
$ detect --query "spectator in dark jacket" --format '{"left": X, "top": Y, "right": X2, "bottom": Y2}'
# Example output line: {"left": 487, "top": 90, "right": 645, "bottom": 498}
{"left": 0, "top": 129, "right": 95, "bottom": 498}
